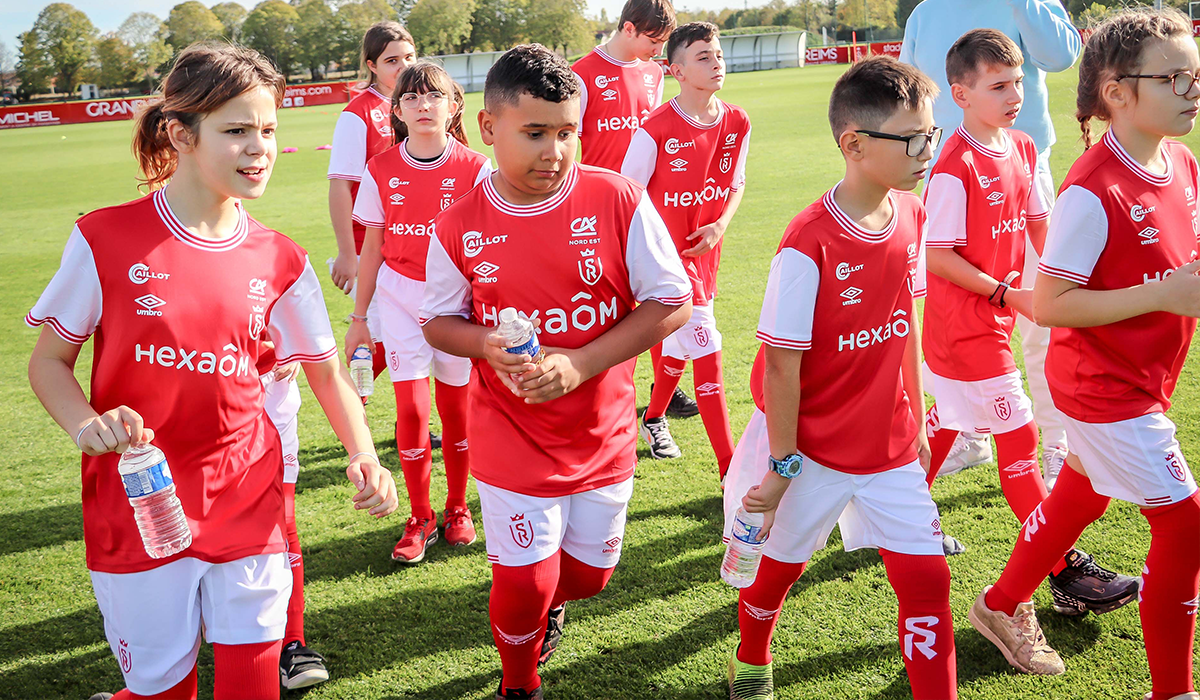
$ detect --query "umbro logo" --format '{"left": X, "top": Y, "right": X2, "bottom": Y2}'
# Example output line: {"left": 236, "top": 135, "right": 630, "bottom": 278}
{"left": 495, "top": 627, "right": 541, "bottom": 646}
{"left": 696, "top": 382, "right": 722, "bottom": 396}
{"left": 474, "top": 261, "right": 499, "bottom": 283}
{"left": 743, "top": 602, "right": 781, "bottom": 621}
{"left": 390, "top": 193, "right": 405, "bottom": 205}
{"left": 602, "top": 536, "right": 622, "bottom": 553}
{"left": 399, "top": 448, "right": 426, "bottom": 460}
{"left": 135, "top": 294, "right": 165, "bottom": 317}
{"left": 1003, "top": 459, "right": 1037, "bottom": 476}
{"left": 1185, "top": 595, "right": 1198, "bottom": 615}
{"left": 601, "top": 88, "right": 617, "bottom": 100}
{"left": 454, "top": 438, "right": 468, "bottom": 451}
{"left": 987, "top": 191, "right": 1005, "bottom": 206}
{"left": 840, "top": 287, "right": 863, "bottom": 306}
{"left": 1139, "top": 226, "right": 1160, "bottom": 245}
{"left": 669, "top": 157, "right": 688, "bottom": 171}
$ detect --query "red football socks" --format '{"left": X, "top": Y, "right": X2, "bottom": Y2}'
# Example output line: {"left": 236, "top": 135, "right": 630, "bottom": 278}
{"left": 993, "top": 421, "right": 1049, "bottom": 524}
{"left": 1142, "top": 491, "right": 1200, "bottom": 698}
{"left": 395, "top": 378, "right": 434, "bottom": 521}
{"left": 881, "top": 550, "right": 957, "bottom": 700}
{"left": 212, "top": 640, "right": 282, "bottom": 700}
{"left": 283, "top": 483, "right": 305, "bottom": 647}
{"left": 551, "top": 551, "right": 614, "bottom": 609}
{"left": 693, "top": 352, "right": 735, "bottom": 479}
{"left": 372, "top": 341, "right": 387, "bottom": 378}
{"left": 736, "top": 556, "right": 808, "bottom": 666}
{"left": 435, "top": 379, "right": 471, "bottom": 511}
{"left": 645, "top": 355, "right": 687, "bottom": 421}
{"left": 988, "top": 464, "right": 1111, "bottom": 615}
{"left": 491, "top": 555, "right": 559, "bottom": 693}
{"left": 112, "top": 664, "right": 198, "bottom": 699}
{"left": 923, "top": 404, "right": 959, "bottom": 487}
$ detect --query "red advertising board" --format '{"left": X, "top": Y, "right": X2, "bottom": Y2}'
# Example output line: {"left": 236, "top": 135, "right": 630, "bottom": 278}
{"left": 805, "top": 45, "right": 849, "bottom": 65}
{"left": 1193, "top": 18, "right": 1200, "bottom": 37}
{"left": 804, "top": 42, "right": 902, "bottom": 66}
{"left": 0, "top": 80, "right": 357, "bottom": 130}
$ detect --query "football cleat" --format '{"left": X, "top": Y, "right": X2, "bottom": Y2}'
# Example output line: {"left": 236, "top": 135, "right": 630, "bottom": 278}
{"left": 539, "top": 605, "right": 565, "bottom": 666}
{"left": 664, "top": 384, "right": 700, "bottom": 418}
{"left": 279, "top": 640, "right": 329, "bottom": 689}
{"left": 939, "top": 433, "right": 992, "bottom": 476}
{"left": 392, "top": 516, "right": 438, "bottom": 563}
{"left": 1048, "top": 549, "right": 1139, "bottom": 616}
{"left": 968, "top": 586, "right": 1064, "bottom": 675}
{"left": 1042, "top": 447, "right": 1066, "bottom": 490}
{"left": 87, "top": 694, "right": 114, "bottom": 700}
{"left": 942, "top": 533, "right": 967, "bottom": 556}
{"left": 640, "top": 413, "right": 682, "bottom": 459}
{"left": 496, "top": 681, "right": 544, "bottom": 699}
{"left": 728, "top": 651, "right": 774, "bottom": 700}
{"left": 430, "top": 430, "right": 442, "bottom": 450}
{"left": 442, "top": 506, "right": 478, "bottom": 547}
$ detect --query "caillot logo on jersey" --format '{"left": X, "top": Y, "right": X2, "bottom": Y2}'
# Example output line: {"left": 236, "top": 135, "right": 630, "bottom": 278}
{"left": 578, "top": 249, "right": 603, "bottom": 286}
{"left": 835, "top": 262, "right": 864, "bottom": 281}
{"left": 838, "top": 308, "right": 911, "bottom": 351}
{"left": 128, "top": 263, "right": 170, "bottom": 285}
{"left": 663, "top": 178, "right": 731, "bottom": 208}
{"left": 370, "top": 108, "right": 385, "bottom": 122}
{"left": 135, "top": 341, "right": 251, "bottom": 377}
{"left": 463, "top": 230, "right": 508, "bottom": 258}
{"left": 840, "top": 287, "right": 863, "bottom": 306}
{"left": 1131, "top": 203, "right": 1156, "bottom": 222}
{"left": 601, "top": 88, "right": 618, "bottom": 101}
{"left": 1139, "top": 226, "right": 1161, "bottom": 245}
{"left": 978, "top": 175, "right": 1001, "bottom": 189}
{"left": 595, "top": 75, "right": 619, "bottom": 88}
{"left": 664, "top": 138, "right": 696, "bottom": 154}
{"left": 669, "top": 157, "right": 689, "bottom": 172}
{"left": 474, "top": 261, "right": 500, "bottom": 283}
{"left": 389, "top": 177, "right": 409, "bottom": 188}
{"left": 135, "top": 294, "right": 165, "bottom": 317}
{"left": 987, "top": 191, "right": 1005, "bottom": 207}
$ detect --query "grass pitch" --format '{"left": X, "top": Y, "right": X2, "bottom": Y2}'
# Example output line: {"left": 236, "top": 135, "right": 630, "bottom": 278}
{"left": 1, "top": 64, "right": 1198, "bottom": 700}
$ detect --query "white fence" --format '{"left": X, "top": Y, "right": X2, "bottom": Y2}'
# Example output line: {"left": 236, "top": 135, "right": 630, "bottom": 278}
{"left": 721, "top": 31, "right": 807, "bottom": 73}
{"left": 431, "top": 51, "right": 507, "bottom": 93}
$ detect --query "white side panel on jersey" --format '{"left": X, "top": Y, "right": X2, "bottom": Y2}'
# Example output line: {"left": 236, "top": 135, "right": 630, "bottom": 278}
{"left": 756, "top": 247, "right": 818, "bottom": 350}
{"left": 731, "top": 125, "right": 752, "bottom": 191}
{"left": 653, "top": 72, "right": 664, "bottom": 109}
{"left": 351, "top": 168, "right": 386, "bottom": 228}
{"left": 912, "top": 218, "right": 929, "bottom": 299}
{"left": 474, "top": 160, "right": 494, "bottom": 186}
{"left": 26, "top": 225, "right": 102, "bottom": 344}
{"left": 922, "top": 173, "right": 968, "bottom": 248}
{"left": 267, "top": 259, "right": 338, "bottom": 364}
{"left": 575, "top": 72, "right": 589, "bottom": 138}
{"left": 327, "top": 112, "right": 368, "bottom": 181}
{"left": 1027, "top": 151, "right": 1053, "bottom": 219}
{"left": 620, "top": 129, "right": 658, "bottom": 187}
{"left": 625, "top": 192, "right": 692, "bottom": 305}
{"left": 1038, "top": 185, "right": 1108, "bottom": 285}
{"left": 419, "top": 234, "right": 473, "bottom": 323}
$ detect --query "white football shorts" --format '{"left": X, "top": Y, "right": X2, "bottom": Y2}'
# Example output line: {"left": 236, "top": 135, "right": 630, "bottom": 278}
{"left": 260, "top": 372, "right": 301, "bottom": 484}
{"left": 327, "top": 256, "right": 383, "bottom": 343}
{"left": 476, "top": 476, "right": 635, "bottom": 569}
{"left": 661, "top": 303, "right": 722, "bottom": 361}
{"left": 90, "top": 554, "right": 290, "bottom": 695}
{"left": 1063, "top": 412, "right": 1197, "bottom": 508}
{"left": 377, "top": 266, "right": 472, "bottom": 386}
{"left": 723, "top": 410, "right": 944, "bottom": 563}
{"left": 923, "top": 364, "right": 1035, "bottom": 435}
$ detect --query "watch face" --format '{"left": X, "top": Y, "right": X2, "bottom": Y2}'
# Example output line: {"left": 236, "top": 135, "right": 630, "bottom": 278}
{"left": 773, "top": 454, "right": 802, "bottom": 478}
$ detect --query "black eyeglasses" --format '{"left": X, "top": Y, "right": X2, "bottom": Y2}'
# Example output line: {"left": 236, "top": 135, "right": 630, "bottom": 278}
{"left": 855, "top": 127, "right": 943, "bottom": 157}
{"left": 1118, "top": 71, "right": 1200, "bottom": 96}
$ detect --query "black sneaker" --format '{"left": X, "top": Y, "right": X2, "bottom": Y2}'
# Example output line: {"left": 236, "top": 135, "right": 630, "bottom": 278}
{"left": 639, "top": 412, "right": 682, "bottom": 459}
{"left": 430, "top": 430, "right": 442, "bottom": 450}
{"left": 539, "top": 605, "right": 565, "bottom": 666}
{"left": 1048, "top": 548, "right": 1140, "bottom": 616}
{"left": 280, "top": 640, "right": 329, "bottom": 690}
{"left": 496, "top": 681, "right": 545, "bottom": 699}
{"left": 662, "top": 384, "right": 700, "bottom": 418}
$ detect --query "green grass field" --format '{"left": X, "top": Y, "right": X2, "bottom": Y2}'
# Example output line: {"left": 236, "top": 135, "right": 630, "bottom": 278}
{"left": 2, "top": 64, "right": 1199, "bottom": 700}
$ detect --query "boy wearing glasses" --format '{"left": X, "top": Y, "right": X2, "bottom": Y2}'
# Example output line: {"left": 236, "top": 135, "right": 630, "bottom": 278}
{"left": 621, "top": 22, "right": 750, "bottom": 482}
{"left": 722, "top": 55, "right": 956, "bottom": 700}
{"left": 920, "top": 30, "right": 1136, "bottom": 614}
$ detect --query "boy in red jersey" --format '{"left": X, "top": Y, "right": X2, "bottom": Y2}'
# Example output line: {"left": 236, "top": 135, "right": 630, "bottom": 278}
{"left": 921, "top": 29, "right": 1138, "bottom": 612}
{"left": 420, "top": 45, "right": 691, "bottom": 700}
{"left": 723, "top": 57, "right": 956, "bottom": 700}
{"left": 969, "top": 11, "right": 1200, "bottom": 691}
{"left": 621, "top": 22, "right": 750, "bottom": 481}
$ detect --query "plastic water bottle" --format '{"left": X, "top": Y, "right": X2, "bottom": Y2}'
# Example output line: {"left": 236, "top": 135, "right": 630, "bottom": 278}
{"left": 721, "top": 508, "right": 766, "bottom": 588}
{"left": 498, "top": 307, "right": 545, "bottom": 366}
{"left": 118, "top": 443, "right": 192, "bottom": 559}
{"left": 349, "top": 344, "right": 374, "bottom": 398}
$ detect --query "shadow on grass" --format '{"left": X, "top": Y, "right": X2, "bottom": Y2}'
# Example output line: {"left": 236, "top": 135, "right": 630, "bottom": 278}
{"left": 0, "top": 502, "right": 84, "bottom": 557}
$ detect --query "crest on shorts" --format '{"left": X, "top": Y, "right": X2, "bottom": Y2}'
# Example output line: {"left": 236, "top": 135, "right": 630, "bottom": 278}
{"left": 248, "top": 305, "right": 265, "bottom": 340}
{"left": 694, "top": 326, "right": 710, "bottom": 347}
{"left": 389, "top": 350, "right": 400, "bottom": 372}
{"left": 993, "top": 396, "right": 1011, "bottom": 421}
{"left": 118, "top": 638, "right": 133, "bottom": 673}
{"left": 578, "top": 250, "right": 603, "bottom": 286}
{"left": 510, "top": 513, "right": 534, "bottom": 549}
{"left": 1166, "top": 452, "right": 1187, "bottom": 482}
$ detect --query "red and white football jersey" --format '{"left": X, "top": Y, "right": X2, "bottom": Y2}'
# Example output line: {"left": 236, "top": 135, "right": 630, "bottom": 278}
{"left": 922, "top": 127, "right": 1051, "bottom": 381}
{"left": 26, "top": 189, "right": 337, "bottom": 573}
{"left": 749, "top": 185, "right": 928, "bottom": 474}
{"left": 573, "top": 46, "right": 665, "bottom": 172}
{"left": 328, "top": 86, "right": 394, "bottom": 253}
{"left": 352, "top": 138, "right": 492, "bottom": 282}
{"left": 421, "top": 164, "right": 692, "bottom": 497}
{"left": 1038, "top": 131, "right": 1200, "bottom": 423}
{"left": 621, "top": 98, "right": 751, "bottom": 305}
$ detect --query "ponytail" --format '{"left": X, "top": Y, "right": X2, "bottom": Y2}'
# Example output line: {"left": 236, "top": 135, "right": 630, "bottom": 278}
{"left": 447, "top": 80, "right": 469, "bottom": 147}
{"left": 132, "top": 100, "right": 176, "bottom": 191}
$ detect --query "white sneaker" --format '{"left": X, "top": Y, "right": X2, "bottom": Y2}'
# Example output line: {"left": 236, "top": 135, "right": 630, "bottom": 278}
{"left": 939, "top": 433, "right": 992, "bottom": 476}
{"left": 1043, "top": 447, "right": 1066, "bottom": 491}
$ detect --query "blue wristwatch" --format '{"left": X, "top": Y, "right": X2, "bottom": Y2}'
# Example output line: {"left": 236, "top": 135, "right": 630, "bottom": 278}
{"left": 769, "top": 453, "right": 803, "bottom": 479}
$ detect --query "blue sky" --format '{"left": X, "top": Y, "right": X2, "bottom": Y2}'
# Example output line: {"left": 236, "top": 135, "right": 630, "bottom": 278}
{"left": 2, "top": 0, "right": 755, "bottom": 63}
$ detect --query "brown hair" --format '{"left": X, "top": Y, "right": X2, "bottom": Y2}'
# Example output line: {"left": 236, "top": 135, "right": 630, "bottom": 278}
{"left": 945, "top": 28, "right": 1024, "bottom": 87}
{"left": 390, "top": 61, "right": 469, "bottom": 147}
{"left": 618, "top": 0, "right": 677, "bottom": 40}
{"left": 828, "top": 55, "right": 938, "bottom": 143}
{"left": 359, "top": 21, "right": 416, "bottom": 86}
{"left": 132, "top": 42, "right": 285, "bottom": 191}
{"left": 667, "top": 21, "right": 718, "bottom": 64}
{"left": 1076, "top": 7, "right": 1192, "bottom": 148}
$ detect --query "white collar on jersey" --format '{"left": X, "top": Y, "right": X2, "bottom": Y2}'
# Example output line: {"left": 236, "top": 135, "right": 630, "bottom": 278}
{"left": 594, "top": 45, "right": 641, "bottom": 67}
{"left": 153, "top": 187, "right": 249, "bottom": 252}
{"left": 1103, "top": 129, "right": 1173, "bottom": 186}
{"left": 482, "top": 163, "right": 579, "bottom": 217}
{"left": 954, "top": 125, "right": 1010, "bottom": 159}
{"left": 822, "top": 182, "right": 898, "bottom": 242}
{"left": 399, "top": 137, "right": 455, "bottom": 170}
{"left": 366, "top": 85, "right": 390, "bottom": 102}
{"left": 669, "top": 97, "right": 724, "bottom": 130}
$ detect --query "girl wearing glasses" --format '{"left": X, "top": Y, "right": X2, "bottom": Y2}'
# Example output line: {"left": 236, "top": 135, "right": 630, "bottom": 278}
{"left": 345, "top": 61, "right": 493, "bottom": 564}
{"left": 968, "top": 9, "right": 1200, "bottom": 696}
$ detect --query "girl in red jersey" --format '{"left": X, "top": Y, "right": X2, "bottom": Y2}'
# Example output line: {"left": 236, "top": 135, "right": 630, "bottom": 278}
{"left": 25, "top": 43, "right": 397, "bottom": 700}
{"left": 327, "top": 21, "right": 418, "bottom": 374}
{"left": 968, "top": 10, "right": 1200, "bottom": 694}
{"left": 345, "top": 62, "right": 493, "bottom": 563}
